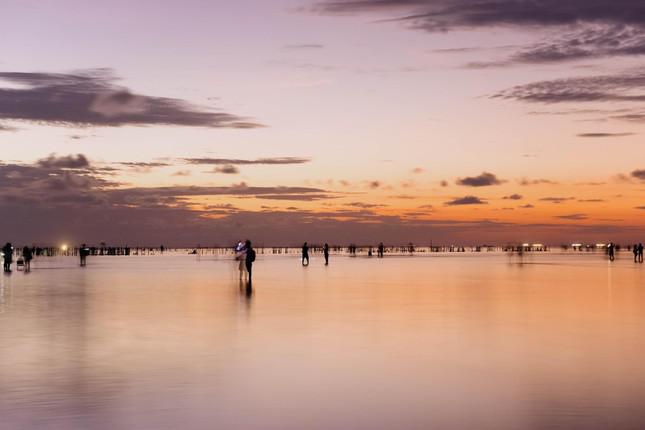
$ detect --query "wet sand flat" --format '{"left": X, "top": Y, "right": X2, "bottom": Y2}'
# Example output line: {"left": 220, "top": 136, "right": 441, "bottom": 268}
{"left": 1, "top": 252, "right": 644, "bottom": 430}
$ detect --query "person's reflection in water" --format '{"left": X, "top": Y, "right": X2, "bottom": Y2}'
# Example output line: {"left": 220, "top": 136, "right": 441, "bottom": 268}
{"left": 0, "top": 275, "right": 8, "bottom": 313}
{"left": 245, "top": 280, "right": 253, "bottom": 299}
{"left": 239, "top": 279, "right": 253, "bottom": 306}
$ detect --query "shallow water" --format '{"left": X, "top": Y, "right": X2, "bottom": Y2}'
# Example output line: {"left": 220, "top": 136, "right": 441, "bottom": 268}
{"left": 1, "top": 252, "right": 644, "bottom": 430}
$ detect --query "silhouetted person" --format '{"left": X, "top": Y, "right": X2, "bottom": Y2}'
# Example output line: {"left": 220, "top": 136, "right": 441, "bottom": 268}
{"left": 608, "top": 242, "right": 615, "bottom": 261}
{"left": 368, "top": 247, "right": 373, "bottom": 257}
{"left": 160, "top": 245, "right": 165, "bottom": 254}
{"left": 2, "top": 242, "right": 13, "bottom": 272}
{"left": 79, "top": 243, "right": 89, "bottom": 266}
{"left": 302, "top": 242, "right": 309, "bottom": 266}
{"left": 634, "top": 244, "right": 639, "bottom": 263}
{"left": 22, "top": 246, "right": 32, "bottom": 272}
{"left": 245, "top": 240, "right": 256, "bottom": 283}
{"left": 323, "top": 243, "right": 329, "bottom": 265}
{"left": 639, "top": 243, "right": 644, "bottom": 263}
{"left": 377, "top": 242, "right": 384, "bottom": 258}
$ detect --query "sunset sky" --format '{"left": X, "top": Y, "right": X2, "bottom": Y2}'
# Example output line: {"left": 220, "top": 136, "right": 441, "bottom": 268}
{"left": 1, "top": 0, "right": 644, "bottom": 245}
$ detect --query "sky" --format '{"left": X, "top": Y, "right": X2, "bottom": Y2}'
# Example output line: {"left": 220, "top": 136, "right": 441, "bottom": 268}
{"left": 1, "top": 0, "right": 644, "bottom": 246}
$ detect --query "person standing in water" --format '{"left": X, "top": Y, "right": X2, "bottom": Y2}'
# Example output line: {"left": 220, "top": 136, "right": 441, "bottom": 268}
{"left": 607, "top": 242, "right": 615, "bottom": 261}
{"left": 323, "top": 243, "right": 329, "bottom": 265}
{"left": 377, "top": 242, "right": 385, "bottom": 258}
{"left": 302, "top": 242, "right": 309, "bottom": 266}
{"left": 639, "top": 243, "right": 644, "bottom": 263}
{"left": 22, "top": 245, "right": 32, "bottom": 272}
{"left": 79, "top": 243, "right": 90, "bottom": 266}
{"left": 634, "top": 244, "right": 639, "bottom": 263}
{"left": 245, "top": 240, "right": 255, "bottom": 283}
{"left": 235, "top": 241, "right": 247, "bottom": 279}
{"left": 2, "top": 242, "right": 13, "bottom": 272}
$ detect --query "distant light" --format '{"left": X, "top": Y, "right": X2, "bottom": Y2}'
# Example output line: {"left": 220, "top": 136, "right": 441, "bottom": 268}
{"left": 572, "top": 243, "right": 582, "bottom": 247}
{"left": 532, "top": 243, "right": 543, "bottom": 247}
{"left": 61, "top": 244, "right": 68, "bottom": 251}
{"left": 522, "top": 243, "right": 530, "bottom": 247}
{"left": 596, "top": 243, "right": 606, "bottom": 248}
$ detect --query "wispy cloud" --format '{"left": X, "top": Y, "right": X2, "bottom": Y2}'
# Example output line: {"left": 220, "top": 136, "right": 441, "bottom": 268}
{"left": 519, "top": 178, "right": 558, "bottom": 186}
{"left": 0, "top": 155, "right": 335, "bottom": 210}
{"left": 183, "top": 157, "right": 310, "bottom": 165}
{"left": 470, "top": 24, "right": 645, "bottom": 67}
{"left": 555, "top": 213, "right": 588, "bottom": 220}
{"left": 253, "top": 193, "right": 337, "bottom": 201}
{"left": 445, "top": 195, "right": 487, "bottom": 206}
{"left": 312, "top": 1, "right": 645, "bottom": 30}
{"left": 37, "top": 153, "right": 90, "bottom": 169}
{"left": 0, "top": 69, "right": 262, "bottom": 129}
{"left": 213, "top": 165, "right": 240, "bottom": 174}
{"left": 346, "top": 202, "right": 387, "bottom": 208}
{"left": 118, "top": 162, "right": 171, "bottom": 172}
{"left": 577, "top": 132, "right": 635, "bottom": 138}
{"left": 502, "top": 194, "right": 523, "bottom": 200}
{"left": 493, "top": 72, "right": 645, "bottom": 104}
{"left": 283, "top": 43, "right": 325, "bottom": 49}
{"left": 312, "top": 1, "right": 645, "bottom": 67}
{"left": 540, "top": 197, "right": 575, "bottom": 204}
{"left": 632, "top": 169, "right": 645, "bottom": 180}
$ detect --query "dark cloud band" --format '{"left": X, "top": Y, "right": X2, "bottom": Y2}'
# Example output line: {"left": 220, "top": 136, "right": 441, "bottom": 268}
{"left": 0, "top": 69, "right": 262, "bottom": 129}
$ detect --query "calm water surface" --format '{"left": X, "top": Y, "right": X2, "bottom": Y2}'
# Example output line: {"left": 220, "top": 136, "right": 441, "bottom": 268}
{"left": 1, "top": 252, "right": 644, "bottom": 429}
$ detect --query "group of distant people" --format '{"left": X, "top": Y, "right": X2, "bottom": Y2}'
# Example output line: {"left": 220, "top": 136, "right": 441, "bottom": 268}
{"left": 3, "top": 240, "right": 643, "bottom": 276}
{"left": 606, "top": 242, "right": 643, "bottom": 262}
{"left": 300, "top": 241, "right": 385, "bottom": 266}
{"left": 2, "top": 243, "right": 33, "bottom": 273}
